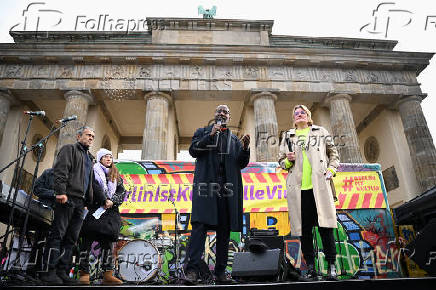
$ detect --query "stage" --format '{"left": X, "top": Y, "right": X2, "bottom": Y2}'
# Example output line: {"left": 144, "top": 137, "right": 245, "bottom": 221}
{"left": 2, "top": 277, "right": 436, "bottom": 289}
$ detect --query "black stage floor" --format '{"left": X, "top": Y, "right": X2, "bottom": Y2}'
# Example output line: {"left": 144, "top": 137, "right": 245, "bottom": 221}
{"left": 3, "top": 277, "right": 436, "bottom": 289}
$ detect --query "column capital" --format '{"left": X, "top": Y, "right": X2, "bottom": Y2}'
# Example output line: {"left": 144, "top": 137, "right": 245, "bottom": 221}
{"left": 394, "top": 94, "right": 426, "bottom": 109}
{"left": 323, "top": 92, "right": 352, "bottom": 107}
{"left": 64, "top": 90, "right": 95, "bottom": 105}
{"left": 144, "top": 91, "right": 172, "bottom": 103}
{"left": 249, "top": 91, "right": 277, "bottom": 105}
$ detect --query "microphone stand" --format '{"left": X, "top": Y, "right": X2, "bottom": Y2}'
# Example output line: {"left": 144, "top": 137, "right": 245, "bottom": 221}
{"left": 0, "top": 114, "right": 34, "bottom": 275}
{"left": 174, "top": 205, "right": 181, "bottom": 281}
{"left": 0, "top": 121, "right": 68, "bottom": 282}
{"left": 13, "top": 122, "right": 68, "bottom": 273}
{"left": 167, "top": 196, "right": 182, "bottom": 283}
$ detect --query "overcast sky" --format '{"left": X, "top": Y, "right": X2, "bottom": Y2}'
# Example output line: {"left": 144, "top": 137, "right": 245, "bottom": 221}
{"left": 0, "top": 0, "right": 435, "bottom": 160}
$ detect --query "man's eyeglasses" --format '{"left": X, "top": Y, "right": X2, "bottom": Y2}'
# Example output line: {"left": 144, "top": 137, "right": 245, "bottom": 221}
{"left": 294, "top": 110, "right": 307, "bottom": 116}
{"left": 216, "top": 109, "right": 230, "bottom": 114}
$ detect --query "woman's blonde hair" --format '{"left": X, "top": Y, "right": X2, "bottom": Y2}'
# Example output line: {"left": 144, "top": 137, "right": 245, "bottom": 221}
{"left": 292, "top": 104, "right": 313, "bottom": 128}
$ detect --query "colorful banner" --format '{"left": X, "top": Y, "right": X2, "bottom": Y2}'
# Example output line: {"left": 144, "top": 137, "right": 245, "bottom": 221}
{"left": 119, "top": 171, "right": 386, "bottom": 214}
{"left": 114, "top": 162, "right": 402, "bottom": 279}
{"left": 333, "top": 171, "right": 387, "bottom": 209}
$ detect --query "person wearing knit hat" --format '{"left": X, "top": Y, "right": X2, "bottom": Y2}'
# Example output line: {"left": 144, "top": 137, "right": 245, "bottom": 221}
{"left": 96, "top": 148, "right": 112, "bottom": 164}
{"left": 78, "top": 148, "right": 126, "bottom": 285}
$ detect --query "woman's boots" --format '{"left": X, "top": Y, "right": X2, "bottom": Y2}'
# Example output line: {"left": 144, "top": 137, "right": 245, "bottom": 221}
{"left": 78, "top": 270, "right": 90, "bottom": 285}
{"left": 103, "top": 270, "right": 123, "bottom": 285}
{"left": 79, "top": 270, "right": 122, "bottom": 285}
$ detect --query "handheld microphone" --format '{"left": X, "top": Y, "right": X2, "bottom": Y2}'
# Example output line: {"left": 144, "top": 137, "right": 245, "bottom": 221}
{"left": 216, "top": 115, "right": 226, "bottom": 127}
{"left": 56, "top": 115, "right": 77, "bottom": 123}
{"left": 215, "top": 118, "right": 223, "bottom": 137}
{"left": 24, "top": 111, "right": 45, "bottom": 117}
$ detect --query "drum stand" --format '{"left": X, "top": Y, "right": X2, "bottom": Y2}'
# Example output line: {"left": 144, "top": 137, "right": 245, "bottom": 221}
{"left": 168, "top": 198, "right": 185, "bottom": 284}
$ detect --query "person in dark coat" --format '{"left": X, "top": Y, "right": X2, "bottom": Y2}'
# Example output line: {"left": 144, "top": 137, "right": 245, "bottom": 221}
{"left": 33, "top": 168, "right": 55, "bottom": 208}
{"left": 29, "top": 168, "right": 55, "bottom": 277}
{"left": 185, "top": 105, "right": 250, "bottom": 284}
{"left": 41, "top": 126, "right": 95, "bottom": 285}
{"left": 78, "top": 148, "right": 126, "bottom": 285}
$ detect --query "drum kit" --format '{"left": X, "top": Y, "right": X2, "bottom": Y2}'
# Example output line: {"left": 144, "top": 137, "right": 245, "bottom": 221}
{"left": 115, "top": 234, "right": 184, "bottom": 283}
{"left": 114, "top": 204, "right": 185, "bottom": 284}
{"left": 117, "top": 239, "right": 162, "bottom": 283}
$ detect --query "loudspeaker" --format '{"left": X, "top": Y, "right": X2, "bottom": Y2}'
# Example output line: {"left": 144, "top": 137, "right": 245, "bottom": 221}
{"left": 232, "top": 249, "right": 284, "bottom": 281}
{"left": 245, "top": 236, "right": 284, "bottom": 252}
{"left": 245, "top": 228, "right": 284, "bottom": 252}
{"left": 406, "top": 218, "right": 436, "bottom": 275}
{"left": 249, "top": 228, "right": 279, "bottom": 237}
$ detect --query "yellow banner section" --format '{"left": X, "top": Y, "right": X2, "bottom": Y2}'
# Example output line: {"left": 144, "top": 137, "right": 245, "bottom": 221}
{"left": 332, "top": 171, "right": 386, "bottom": 209}
{"left": 119, "top": 171, "right": 386, "bottom": 214}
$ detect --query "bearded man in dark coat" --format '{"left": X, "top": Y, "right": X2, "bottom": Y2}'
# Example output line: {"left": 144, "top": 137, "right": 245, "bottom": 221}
{"left": 185, "top": 104, "right": 250, "bottom": 284}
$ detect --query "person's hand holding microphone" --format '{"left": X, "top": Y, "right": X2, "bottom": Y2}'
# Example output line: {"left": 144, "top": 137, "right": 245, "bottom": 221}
{"left": 210, "top": 121, "right": 222, "bottom": 136}
{"left": 287, "top": 152, "right": 296, "bottom": 162}
{"left": 210, "top": 113, "right": 226, "bottom": 137}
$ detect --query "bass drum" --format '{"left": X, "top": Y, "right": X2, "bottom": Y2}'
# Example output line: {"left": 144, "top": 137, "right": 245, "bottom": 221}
{"left": 117, "top": 239, "right": 161, "bottom": 283}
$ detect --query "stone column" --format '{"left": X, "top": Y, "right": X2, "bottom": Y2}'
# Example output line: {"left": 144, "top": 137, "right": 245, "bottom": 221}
{"left": 397, "top": 95, "right": 436, "bottom": 192}
{"left": 0, "top": 90, "right": 12, "bottom": 147}
{"left": 325, "top": 93, "right": 363, "bottom": 163}
{"left": 250, "top": 91, "right": 279, "bottom": 162}
{"left": 0, "top": 106, "right": 24, "bottom": 185}
{"left": 55, "top": 90, "right": 94, "bottom": 156}
{"left": 142, "top": 91, "right": 171, "bottom": 160}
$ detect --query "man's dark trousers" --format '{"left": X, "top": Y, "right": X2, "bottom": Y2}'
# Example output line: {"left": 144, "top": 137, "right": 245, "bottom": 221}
{"left": 187, "top": 187, "right": 230, "bottom": 276}
{"left": 44, "top": 196, "right": 85, "bottom": 273}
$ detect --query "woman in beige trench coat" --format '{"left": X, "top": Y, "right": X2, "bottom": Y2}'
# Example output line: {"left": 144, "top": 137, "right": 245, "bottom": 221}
{"left": 278, "top": 104, "right": 340, "bottom": 281}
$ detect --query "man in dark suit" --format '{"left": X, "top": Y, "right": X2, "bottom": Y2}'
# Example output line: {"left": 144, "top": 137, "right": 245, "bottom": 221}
{"left": 185, "top": 105, "right": 250, "bottom": 284}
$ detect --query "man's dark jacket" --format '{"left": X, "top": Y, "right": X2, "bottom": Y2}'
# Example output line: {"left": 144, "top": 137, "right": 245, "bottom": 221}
{"left": 33, "top": 168, "right": 55, "bottom": 207}
{"left": 53, "top": 142, "right": 93, "bottom": 205}
{"left": 189, "top": 124, "right": 250, "bottom": 232}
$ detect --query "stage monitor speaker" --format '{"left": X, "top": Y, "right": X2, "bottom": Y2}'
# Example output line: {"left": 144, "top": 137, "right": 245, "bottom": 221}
{"left": 406, "top": 218, "right": 436, "bottom": 275}
{"left": 232, "top": 249, "right": 284, "bottom": 281}
{"left": 245, "top": 236, "right": 284, "bottom": 252}
{"left": 245, "top": 228, "right": 284, "bottom": 252}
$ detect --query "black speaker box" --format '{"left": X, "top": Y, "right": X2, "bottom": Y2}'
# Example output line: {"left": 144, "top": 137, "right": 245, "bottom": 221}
{"left": 245, "top": 236, "right": 284, "bottom": 252}
{"left": 250, "top": 228, "right": 279, "bottom": 237}
{"left": 232, "top": 249, "right": 283, "bottom": 280}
